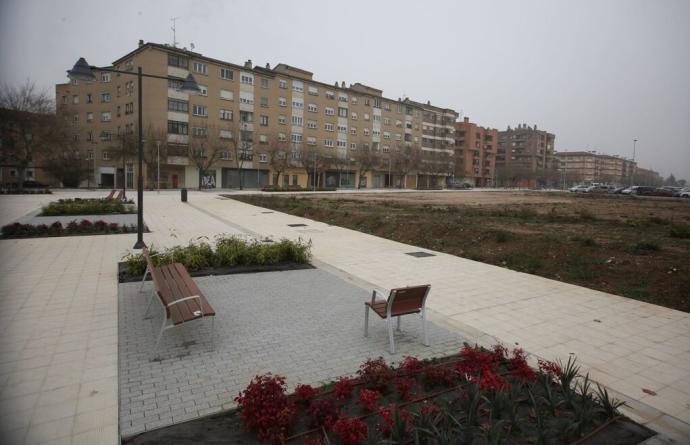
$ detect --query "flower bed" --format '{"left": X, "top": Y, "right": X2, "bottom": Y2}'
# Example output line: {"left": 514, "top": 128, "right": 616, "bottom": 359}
{"left": 257, "top": 186, "right": 338, "bottom": 193}
{"left": 1, "top": 220, "right": 138, "bottom": 238}
{"left": 119, "top": 235, "right": 312, "bottom": 282}
{"left": 123, "top": 344, "right": 654, "bottom": 445}
{"left": 40, "top": 197, "right": 135, "bottom": 216}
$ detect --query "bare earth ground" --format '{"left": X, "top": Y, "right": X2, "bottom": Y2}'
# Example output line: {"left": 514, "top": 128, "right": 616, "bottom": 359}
{"left": 234, "top": 191, "right": 690, "bottom": 313}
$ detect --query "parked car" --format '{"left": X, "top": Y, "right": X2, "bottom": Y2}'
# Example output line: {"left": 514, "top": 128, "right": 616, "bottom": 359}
{"left": 585, "top": 184, "right": 614, "bottom": 193}
{"left": 569, "top": 185, "right": 588, "bottom": 193}
{"left": 649, "top": 187, "right": 674, "bottom": 197}
{"left": 447, "top": 180, "right": 472, "bottom": 190}
{"left": 672, "top": 187, "right": 688, "bottom": 197}
{"left": 680, "top": 189, "right": 690, "bottom": 198}
{"left": 609, "top": 186, "right": 626, "bottom": 194}
{"left": 22, "top": 180, "right": 48, "bottom": 188}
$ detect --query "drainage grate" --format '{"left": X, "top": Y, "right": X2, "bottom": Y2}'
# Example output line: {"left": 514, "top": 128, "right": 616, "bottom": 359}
{"left": 287, "top": 223, "right": 307, "bottom": 227}
{"left": 406, "top": 251, "right": 435, "bottom": 258}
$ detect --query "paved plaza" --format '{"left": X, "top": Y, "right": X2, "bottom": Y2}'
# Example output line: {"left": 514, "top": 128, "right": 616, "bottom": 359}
{"left": 1, "top": 189, "right": 689, "bottom": 444}
{"left": 119, "top": 269, "right": 462, "bottom": 437}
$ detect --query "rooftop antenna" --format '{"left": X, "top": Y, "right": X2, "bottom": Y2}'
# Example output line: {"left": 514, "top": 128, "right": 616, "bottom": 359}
{"left": 170, "top": 17, "right": 179, "bottom": 47}
{"left": 190, "top": 43, "right": 195, "bottom": 51}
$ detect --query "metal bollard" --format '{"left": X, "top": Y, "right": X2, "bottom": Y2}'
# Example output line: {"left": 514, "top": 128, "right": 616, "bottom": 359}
{"left": 181, "top": 188, "right": 187, "bottom": 202}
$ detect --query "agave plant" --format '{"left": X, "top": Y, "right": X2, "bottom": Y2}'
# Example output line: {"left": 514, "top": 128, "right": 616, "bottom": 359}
{"left": 595, "top": 383, "right": 626, "bottom": 419}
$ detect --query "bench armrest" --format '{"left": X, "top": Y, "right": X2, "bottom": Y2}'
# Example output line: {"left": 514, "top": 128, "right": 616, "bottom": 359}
{"left": 371, "top": 288, "right": 390, "bottom": 305}
{"left": 166, "top": 295, "right": 203, "bottom": 315}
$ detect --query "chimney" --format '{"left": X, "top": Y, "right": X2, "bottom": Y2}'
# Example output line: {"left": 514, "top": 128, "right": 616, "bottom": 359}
{"left": 244, "top": 59, "right": 252, "bottom": 68}
{"left": 265, "top": 63, "right": 270, "bottom": 69}
{"left": 138, "top": 39, "right": 144, "bottom": 47}
{"left": 341, "top": 81, "right": 345, "bottom": 88}
{"left": 534, "top": 124, "right": 537, "bottom": 130}
{"left": 463, "top": 117, "right": 469, "bottom": 123}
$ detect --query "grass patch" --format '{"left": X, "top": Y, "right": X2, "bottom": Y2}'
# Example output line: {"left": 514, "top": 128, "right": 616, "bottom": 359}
{"left": 669, "top": 224, "right": 690, "bottom": 239}
{"left": 500, "top": 253, "right": 544, "bottom": 273}
{"left": 629, "top": 241, "right": 661, "bottom": 255}
{"left": 491, "top": 229, "right": 513, "bottom": 243}
{"left": 577, "top": 209, "right": 597, "bottom": 222}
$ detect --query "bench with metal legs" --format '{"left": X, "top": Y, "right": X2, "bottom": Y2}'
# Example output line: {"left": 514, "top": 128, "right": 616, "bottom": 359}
{"left": 364, "top": 284, "right": 431, "bottom": 354}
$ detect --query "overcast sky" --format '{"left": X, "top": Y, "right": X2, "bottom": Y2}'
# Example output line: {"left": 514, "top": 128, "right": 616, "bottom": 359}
{"left": 1, "top": 0, "right": 688, "bottom": 179}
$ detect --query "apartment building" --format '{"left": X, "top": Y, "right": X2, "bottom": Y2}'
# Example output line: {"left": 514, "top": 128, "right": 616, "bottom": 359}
{"left": 634, "top": 167, "right": 663, "bottom": 186}
{"left": 554, "top": 151, "right": 636, "bottom": 186}
{"left": 454, "top": 117, "right": 497, "bottom": 187}
{"left": 56, "top": 41, "right": 453, "bottom": 190}
{"left": 496, "top": 124, "right": 556, "bottom": 188}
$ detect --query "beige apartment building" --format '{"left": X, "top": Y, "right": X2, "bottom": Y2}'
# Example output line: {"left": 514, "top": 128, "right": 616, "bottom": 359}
{"left": 554, "top": 151, "right": 636, "bottom": 186}
{"left": 497, "top": 124, "right": 556, "bottom": 188}
{"left": 454, "top": 117, "right": 497, "bottom": 187}
{"left": 56, "top": 41, "right": 459, "bottom": 190}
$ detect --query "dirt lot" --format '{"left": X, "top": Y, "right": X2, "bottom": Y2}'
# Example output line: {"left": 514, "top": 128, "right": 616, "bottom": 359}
{"left": 234, "top": 191, "right": 690, "bottom": 313}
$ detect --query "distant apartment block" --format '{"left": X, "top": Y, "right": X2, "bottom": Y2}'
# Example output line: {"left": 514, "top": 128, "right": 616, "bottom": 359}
{"left": 55, "top": 41, "right": 460, "bottom": 190}
{"left": 497, "top": 124, "right": 556, "bottom": 188}
{"left": 634, "top": 167, "right": 663, "bottom": 186}
{"left": 454, "top": 117, "right": 497, "bottom": 187}
{"left": 554, "top": 151, "right": 636, "bottom": 186}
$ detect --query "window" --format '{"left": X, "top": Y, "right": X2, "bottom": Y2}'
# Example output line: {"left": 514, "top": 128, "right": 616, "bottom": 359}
{"left": 72, "top": 95, "right": 79, "bottom": 104}
{"left": 168, "top": 79, "right": 183, "bottom": 90}
{"left": 240, "top": 73, "right": 253, "bottom": 84}
{"left": 125, "top": 103, "right": 134, "bottom": 114}
{"left": 292, "top": 80, "right": 303, "bottom": 92}
{"left": 307, "top": 120, "right": 317, "bottom": 129}
{"left": 220, "top": 129, "right": 233, "bottom": 139}
{"left": 167, "top": 120, "right": 188, "bottom": 135}
{"left": 396, "top": 120, "right": 402, "bottom": 127}
{"left": 350, "top": 127, "right": 357, "bottom": 135}
{"left": 240, "top": 111, "right": 253, "bottom": 122}
{"left": 220, "top": 109, "right": 233, "bottom": 120}
{"left": 192, "top": 105, "right": 208, "bottom": 116}
{"left": 168, "top": 98, "right": 188, "bottom": 112}
{"left": 168, "top": 54, "right": 189, "bottom": 68}
{"left": 278, "top": 79, "right": 288, "bottom": 89}
{"left": 324, "top": 139, "right": 334, "bottom": 147}
{"left": 364, "top": 113, "right": 370, "bottom": 121}
{"left": 338, "top": 94, "right": 348, "bottom": 102}
{"left": 337, "top": 125, "right": 347, "bottom": 133}
{"left": 351, "top": 112, "right": 358, "bottom": 120}
{"left": 220, "top": 89, "right": 233, "bottom": 101}
{"left": 383, "top": 131, "right": 390, "bottom": 139}
{"left": 260, "top": 96, "right": 268, "bottom": 107}
{"left": 307, "top": 103, "right": 317, "bottom": 113}
{"left": 326, "top": 91, "right": 335, "bottom": 100}
{"left": 374, "top": 98, "right": 381, "bottom": 108}
{"left": 86, "top": 93, "right": 93, "bottom": 104}
{"left": 396, "top": 104, "right": 403, "bottom": 114}
{"left": 101, "top": 111, "right": 111, "bottom": 122}
{"left": 383, "top": 144, "right": 390, "bottom": 153}
{"left": 193, "top": 62, "right": 207, "bottom": 74}
{"left": 383, "top": 102, "right": 391, "bottom": 111}
{"left": 278, "top": 115, "right": 287, "bottom": 125}
{"left": 364, "top": 128, "right": 370, "bottom": 136}
{"left": 278, "top": 132, "right": 287, "bottom": 142}
{"left": 384, "top": 118, "right": 391, "bottom": 125}
{"left": 192, "top": 127, "right": 208, "bottom": 137}
{"left": 220, "top": 68, "right": 233, "bottom": 80}
{"left": 102, "top": 151, "right": 111, "bottom": 160}
{"left": 100, "top": 73, "right": 111, "bottom": 82}
{"left": 325, "top": 107, "right": 335, "bottom": 116}
{"left": 373, "top": 115, "right": 381, "bottom": 122}
{"left": 279, "top": 97, "right": 287, "bottom": 107}
{"left": 100, "top": 131, "right": 112, "bottom": 142}
{"left": 260, "top": 115, "right": 269, "bottom": 126}
{"left": 86, "top": 112, "right": 93, "bottom": 122}
{"left": 239, "top": 91, "right": 254, "bottom": 104}
{"left": 351, "top": 97, "right": 358, "bottom": 105}
{"left": 373, "top": 129, "right": 381, "bottom": 137}
{"left": 259, "top": 153, "right": 268, "bottom": 162}
{"left": 259, "top": 135, "right": 268, "bottom": 144}
{"left": 307, "top": 136, "right": 316, "bottom": 145}
{"left": 291, "top": 133, "right": 303, "bottom": 143}
{"left": 101, "top": 93, "right": 111, "bottom": 103}
{"left": 395, "top": 133, "right": 402, "bottom": 141}
{"left": 198, "top": 84, "right": 208, "bottom": 96}
{"left": 221, "top": 150, "right": 231, "bottom": 159}
{"left": 116, "top": 106, "right": 121, "bottom": 117}
{"left": 290, "top": 116, "right": 304, "bottom": 127}
{"left": 86, "top": 149, "right": 94, "bottom": 159}
{"left": 62, "top": 95, "right": 67, "bottom": 104}
{"left": 337, "top": 140, "right": 346, "bottom": 148}
{"left": 338, "top": 107, "right": 348, "bottom": 118}
{"left": 308, "top": 86, "right": 318, "bottom": 95}
{"left": 324, "top": 123, "right": 334, "bottom": 132}
{"left": 292, "top": 99, "right": 303, "bottom": 109}
{"left": 350, "top": 142, "right": 356, "bottom": 150}
{"left": 364, "top": 98, "right": 370, "bottom": 106}
{"left": 260, "top": 78, "right": 269, "bottom": 88}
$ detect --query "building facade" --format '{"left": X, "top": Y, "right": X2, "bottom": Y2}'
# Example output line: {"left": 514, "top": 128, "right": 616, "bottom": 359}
{"left": 554, "top": 151, "right": 636, "bottom": 187}
{"left": 56, "top": 41, "right": 459, "bottom": 190}
{"left": 634, "top": 167, "right": 663, "bottom": 186}
{"left": 454, "top": 116, "right": 497, "bottom": 186}
{"left": 496, "top": 124, "right": 556, "bottom": 188}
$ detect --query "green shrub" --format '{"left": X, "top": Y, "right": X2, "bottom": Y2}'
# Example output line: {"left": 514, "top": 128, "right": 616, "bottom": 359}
{"left": 41, "top": 198, "right": 135, "bottom": 216}
{"left": 577, "top": 210, "right": 597, "bottom": 221}
{"left": 492, "top": 229, "right": 512, "bottom": 243}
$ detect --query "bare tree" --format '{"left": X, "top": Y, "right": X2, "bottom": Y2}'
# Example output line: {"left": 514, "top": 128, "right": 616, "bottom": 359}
{"left": 109, "top": 128, "right": 138, "bottom": 192}
{"left": 188, "top": 122, "right": 225, "bottom": 189}
{"left": 266, "top": 133, "right": 292, "bottom": 187}
{"left": 391, "top": 143, "right": 422, "bottom": 188}
{"left": 0, "top": 80, "right": 55, "bottom": 189}
{"left": 353, "top": 139, "right": 380, "bottom": 189}
{"left": 143, "top": 125, "right": 168, "bottom": 189}
{"left": 296, "top": 144, "right": 329, "bottom": 189}
{"left": 332, "top": 149, "right": 355, "bottom": 188}
{"left": 220, "top": 120, "right": 254, "bottom": 189}
{"left": 40, "top": 112, "right": 90, "bottom": 187}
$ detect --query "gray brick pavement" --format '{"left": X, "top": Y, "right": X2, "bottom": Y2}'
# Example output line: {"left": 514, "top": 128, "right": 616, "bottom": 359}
{"left": 118, "top": 269, "right": 464, "bottom": 436}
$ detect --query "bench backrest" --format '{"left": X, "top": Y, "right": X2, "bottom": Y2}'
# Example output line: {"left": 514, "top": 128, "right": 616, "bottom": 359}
{"left": 105, "top": 190, "right": 115, "bottom": 200}
{"left": 388, "top": 284, "right": 431, "bottom": 316}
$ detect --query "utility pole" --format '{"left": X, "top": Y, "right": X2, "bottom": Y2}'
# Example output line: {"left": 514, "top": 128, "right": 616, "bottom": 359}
{"left": 156, "top": 140, "right": 160, "bottom": 193}
{"left": 630, "top": 138, "right": 638, "bottom": 187}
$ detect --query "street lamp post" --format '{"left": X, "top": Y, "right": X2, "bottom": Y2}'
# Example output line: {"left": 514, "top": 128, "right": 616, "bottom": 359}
{"left": 68, "top": 57, "right": 200, "bottom": 249}
{"left": 156, "top": 140, "right": 161, "bottom": 193}
{"left": 631, "top": 138, "right": 638, "bottom": 187}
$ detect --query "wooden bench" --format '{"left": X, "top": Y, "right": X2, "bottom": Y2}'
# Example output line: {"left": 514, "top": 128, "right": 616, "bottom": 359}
{"left": 364, "top": 284, "right": 431, "bottom": 354}
{"left": 140, "top": 247, "right": 216, "bottom": 355}
{"left": 103, "top": 189, "right": 116, "bottom": 200}
{"left": 115, "top": 189, "right": 125, "bottom": 201}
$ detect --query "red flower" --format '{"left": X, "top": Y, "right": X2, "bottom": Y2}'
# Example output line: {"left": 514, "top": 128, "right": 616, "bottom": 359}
{"left": 234, "top": 373, "right": 296, "bottom": 443}
{"left": 295, "top": 383, "right": 317, "bottom": 403}
{"left": 333, "top": 416, "right": 368, "bottom": 445}
{"left": 396, "top": 376, "right": 416, "bottom": 401}
{"left": 357, "top": 357, "right": 394, "bottom": 391}
{"left": 419, "top": 401, "right": 441, "bottom": 418}
{"left": 399, "top": 356, "right": 423, "bottom": 373}
{"left": 509, "top": 348, "right": 537, "bottom": 382}
{"left": 306, "top": 398, "right": 340, "bottom": 430}
{"left": 377, "top": 404, "right": 413, "bottom": 437}
{"left": 358, "top": 388, "right": 381, "bottom": 411}
{"left": 334, "top": 377, "right": 353, "bottom": 400}
{"left": 538, "top": 358, "right": 562, "bottom": 379}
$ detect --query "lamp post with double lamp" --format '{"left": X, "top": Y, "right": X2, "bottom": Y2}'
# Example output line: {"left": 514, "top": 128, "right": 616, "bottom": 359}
{"left": 67, "top": 57, "right": 201, "bottom": 249}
